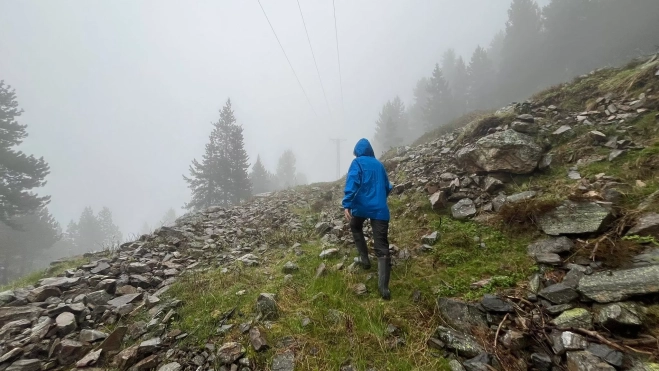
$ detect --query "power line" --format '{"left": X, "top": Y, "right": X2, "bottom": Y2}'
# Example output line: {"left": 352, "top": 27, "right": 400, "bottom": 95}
{"left": 296, "top": 0, "right": 333, "bottom": 120}
{"left": 257, "top": 0, "right": 317, "bottom": 116}
{"left": 332, "top": 0, "right": 346, "bottom": 125}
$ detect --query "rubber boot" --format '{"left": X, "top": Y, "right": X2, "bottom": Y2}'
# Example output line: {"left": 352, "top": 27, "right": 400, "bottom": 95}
{"left": 377, "top": 257, "right": 391, "bottom": 300}
{"left": 352, "top": 232, "right": 371, "bottom": 270}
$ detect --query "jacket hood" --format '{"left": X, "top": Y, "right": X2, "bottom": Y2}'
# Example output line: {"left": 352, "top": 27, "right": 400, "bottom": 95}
{"left": 353, "top": 138, "right": 375, "bottom": 157}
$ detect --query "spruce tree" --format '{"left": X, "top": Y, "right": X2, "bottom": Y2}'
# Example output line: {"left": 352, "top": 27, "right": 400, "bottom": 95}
{"left": 276, "top": 150, "right": 297, "bottom": 189}
{"left": 452, "top": 57, "right": 470, "bottom": 115}
{"left": 98, "top": 207, "right": 122, "bottom": 247}
{"left": 407, "top": 78, "right": 430, "bottom": 141}
{"left": 499, "top": 0, "right": 543, "bottom": 102}
{"left": 424, "top": 65, "right": 453, "bottom": 130}
{"left": 250, "top": 155, "right": 271, "bottom": 194}
{"left": 224, "top": 100, "right": 252, "bottom": 204}
{"left": 374, "top": 97, "right": 406, "bottom": 151}
{"left": 0, "top": 207, "right": 60, "bottom": 282}
{"left": 441, "top": 49, "right": 458, "bottom": 88}
{"left": 74, "top": 207, "right": 104, "bottom": 251}
{"left": 0, "top": 81, "right": 50, "bottom": 224}
{"left": 468, "top": 46, "right": 496, "bottom": 110}
{"left": 160, "top": 208, "right": 177, "bottom": 227}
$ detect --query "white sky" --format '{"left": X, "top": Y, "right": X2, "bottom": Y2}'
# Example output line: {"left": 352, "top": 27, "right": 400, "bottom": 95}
{"left": 0, "top": 0, "right": 541, "bottom": 234}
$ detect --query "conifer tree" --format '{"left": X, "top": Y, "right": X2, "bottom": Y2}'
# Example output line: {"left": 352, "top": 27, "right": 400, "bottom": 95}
{"left": 452, "top": 57, "right": 470, "bottom": 114}
{"left": 424, "top": 65, "right": 453, "bottom": 130}
{"left": 468, "top": 46, "right": 496, "bottom": 110}
{"left": 160, "top": 208, "right": 177, "bottom": 227}
{"left": 0, "top": 81, "right": 50, "bottom": 224}
{"left": 441, "top": 49, "right": 458, "bottom": 87}
{"left": 224, "top": 100, "right": 252, "bottom": 204}
{"left": 98, "top": 207, "right": 122, "bottom": 247}
{"left": 184, "top": 99, "right": 251, "bottom": 210}
{"left": 499, "top": 0, "right": 543, "bottom": 102}
{"left": 250, "top": 155, "right": 271, "bottom": 194}
{"left": 407, "top": 78, "right": 429, "bottom": 141}
{"left": 374, "top": 96, "right": 406, "bottom": 151}
{"left": 276, "top": 150, "right": 297, "bottom": 189}
{"left": 75, "top": 207, "right": 104, "bottom": 251}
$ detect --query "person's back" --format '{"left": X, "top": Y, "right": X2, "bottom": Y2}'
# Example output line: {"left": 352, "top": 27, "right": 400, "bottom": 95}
{"left": 343, "top": 138, "right": 393, "bottom": 300}
{"left": 343, "top": 139, "right": 392, "bottom": 221}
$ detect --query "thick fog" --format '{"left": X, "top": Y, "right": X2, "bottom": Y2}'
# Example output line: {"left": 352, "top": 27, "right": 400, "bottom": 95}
{"left": 0, "top": 0, "right": 524, "bottom": 235}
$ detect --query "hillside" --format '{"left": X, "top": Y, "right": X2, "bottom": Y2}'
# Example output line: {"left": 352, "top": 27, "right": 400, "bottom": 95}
{"left": 1, "top": 55, "right": 659, "bottom": 371}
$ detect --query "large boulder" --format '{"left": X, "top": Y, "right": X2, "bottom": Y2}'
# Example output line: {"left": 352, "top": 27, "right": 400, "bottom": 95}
{"left": 578, "top": 265, "right": 659, "bottom": 303}
{"left": 456, "top": 130, "right": 543, "bottom": 174}
{"left": 538, "top": 201, "right": 613, "bottom": 236}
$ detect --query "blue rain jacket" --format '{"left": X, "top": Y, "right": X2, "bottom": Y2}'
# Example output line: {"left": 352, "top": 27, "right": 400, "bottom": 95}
{"left": 342, "top": 138, "right": 393, "bottom": 221}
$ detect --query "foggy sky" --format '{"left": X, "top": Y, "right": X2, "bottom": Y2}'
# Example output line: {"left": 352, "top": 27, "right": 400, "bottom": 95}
{"left": 0, "top": 1, "right": 539, "bottom": 235}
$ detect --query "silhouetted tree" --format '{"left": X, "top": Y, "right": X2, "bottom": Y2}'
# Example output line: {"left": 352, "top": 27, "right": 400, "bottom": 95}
{"left": 468, "top": 46, "right": 497, "bottom": 110}
{"left": 407, "top": 78, "right": 429, "bottom": 141}
{"left": 452, "top": 57, "right": 469, "bottom": 115}
{"left": 160, "top": 208, "right": 177, "bottom": 227}
{"left": 250, "top": 155, "right": 272, "bottom": 194}
{"left": 424, "top": 65, "right": 453, "bottom": 130}
{"left": 98, "top": 207, "right": 122, "bottom": 246}
{"left": 374, "top": 96, "right": 406, "bottom": 151}
{"left": 441, "top": 49, "right": 458, "bottom": 87}
{"left": 225, "top": 100, "right": 252, "bottom": 204}
{"left": 0, "top": 207, "right": 61, "bottom": 283}
{"left": 184, "top": 99, "right": 250, "bottom": 209}
{"left": 295, "top": 172, "right": 308, "bottom": 186}
{"left": 0, "top": 81, "right": 50, "bottom": 225}
{"left": 499, "top": 0, "right": 543, "bottom": 103}
{"left": 276, "top": 150, "right": 297, "bottom": 189}
{"left": 73, "top": 207, "right": 104, "bottom": 251}
{"left": 488, "top": 30, "right": 505, "bottom": 74}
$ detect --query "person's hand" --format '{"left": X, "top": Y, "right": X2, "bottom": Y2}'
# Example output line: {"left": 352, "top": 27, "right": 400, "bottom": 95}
{"left": 344, "top": 208, "right": 352, "bottom": 221}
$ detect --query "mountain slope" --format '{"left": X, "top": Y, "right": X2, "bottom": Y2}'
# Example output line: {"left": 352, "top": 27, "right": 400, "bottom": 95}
{"left": 1, "top": 55, "right": 659, "bottom": 371}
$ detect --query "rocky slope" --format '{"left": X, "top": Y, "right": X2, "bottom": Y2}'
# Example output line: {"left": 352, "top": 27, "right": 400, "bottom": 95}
{"left": 1, "top": 56, "right": 659, "bottom": 371}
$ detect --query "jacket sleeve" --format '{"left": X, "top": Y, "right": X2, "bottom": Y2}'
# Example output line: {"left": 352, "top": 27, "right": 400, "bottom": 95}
{"left": 385, "top": 169, "right": 393, "bottom": 197}
{"left": 342, "top": 160, "right": 361, "bottom": 209}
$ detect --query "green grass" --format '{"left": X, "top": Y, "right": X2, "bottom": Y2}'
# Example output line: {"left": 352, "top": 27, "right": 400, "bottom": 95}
{"left": 0, "top": 257, "right": 91, "bottom": 291}
{"left": 164, "top": 190, "right": 538, "bottom": 370}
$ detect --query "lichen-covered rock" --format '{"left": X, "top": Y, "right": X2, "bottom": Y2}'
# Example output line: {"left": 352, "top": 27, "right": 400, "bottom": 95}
{"left": 271, "top": 350, "right": 295, "bottom": 371}
{"left": 527, "top": 237, "right": 574, "bottom": 256}
{"left": 538, "top": 201, "right": 613, "bottom": 235}
{"left": 595, "top": 302, "right": 645, "bottom": 329}
{"left": 451, "top": 198, "right": 477, "bottom": 220}
{"left": 551, "top": 308, "right": 592, "bottom": 330}
{"left": 436, "top": 298, "right": 487, "bottom": 332}
{"left": 550, "top": 331, "right": 588, "bottom": 355}
{"left": 217, "top": 342, "right": 245, "bottom": 365}
{"left": 578, "top": 265, "right": 659, "bottom": 303}
{"left": 256, "top": 293, "right": 279, "bottom": 320}
{"left": 456, "top": 130, "right": 543, "bottom": 174}
{"left": 434, "top": 326, "right": 485, "bottom": 358}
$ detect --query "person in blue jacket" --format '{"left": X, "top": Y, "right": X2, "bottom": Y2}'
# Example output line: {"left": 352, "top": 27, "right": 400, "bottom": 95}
{"left": 342, "top": 138, "right": 394, "bottom": 300}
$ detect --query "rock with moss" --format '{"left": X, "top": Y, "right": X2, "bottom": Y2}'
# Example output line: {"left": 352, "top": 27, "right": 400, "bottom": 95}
{"left": 551, "top": 308, "right": 593, "bottom": 330}
{"left": 578, "top": 265, "right": 659, "bottom": 303}
{"left": 566, "top": 351, "right": 615, "bottom": 371}
{"left": 595, "top": 302, "right": 645, "bottom": 330}
{"left": 437, "top": 298, "right": 487, "bottom": 332}
{"left": 628, "top": 213, "right": 659, "bottom": 238}
{"left": 538, "top": 201, "right": 613, "bottom": 236}
{"left": 434, "top": 326, "right": 485, "bottom": 358}
{"left": 451, "top": 198, "right": 477, "bottom": 220}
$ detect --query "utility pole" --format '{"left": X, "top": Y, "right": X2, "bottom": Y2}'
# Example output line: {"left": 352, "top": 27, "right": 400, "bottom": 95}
{"left": 329, "top": 138, "right": 346, "bottom": 179}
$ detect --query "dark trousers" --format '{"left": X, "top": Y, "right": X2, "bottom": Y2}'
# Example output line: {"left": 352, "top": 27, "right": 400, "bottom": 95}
{"left": 350, "top": 216, "right": 390, "bottom": 258}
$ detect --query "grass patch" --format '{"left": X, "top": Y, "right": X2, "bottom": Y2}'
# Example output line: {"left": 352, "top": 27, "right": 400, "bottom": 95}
{"left": 0, "top": 257, "right": 91, "bottom": 291}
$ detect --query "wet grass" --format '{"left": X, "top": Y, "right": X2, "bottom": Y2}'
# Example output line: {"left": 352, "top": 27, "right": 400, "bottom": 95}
{"left": 0, "top": 257, "right": 91, "bottom": 291}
